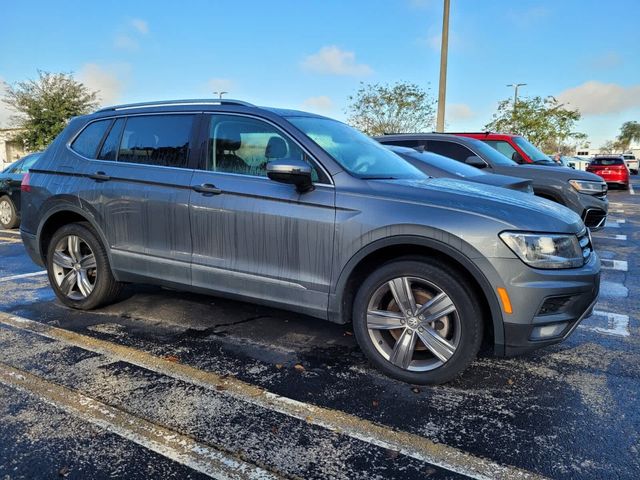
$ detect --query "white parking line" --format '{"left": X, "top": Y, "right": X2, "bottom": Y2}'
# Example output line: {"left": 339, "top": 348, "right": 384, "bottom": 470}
{"left": 599, "top": 281, "right": 629, "bottom": 298}
{"left": 0, "top": 241, "right": 21, "bottom": 246}
{"left": 0, "top": 229, "right": 21, "bottom": 236}
{"left": 0, "top": 271, "right": 47, "bottom": 283}
{"left": 580, "top": 310, "right": 630, "bottom": 337}
{"left": 600, "top": 259, "right": 628, "bottom": 272}
{"left": 0, "top": 313, "right": 542, "bottom": 480}
{"left": 630, "top": 183, "right": 635, "bottom": 195}
{"left": 592, "top": 234, "right": 627, "bottom": 241}
{"left": 607, "top": 218, "right": 626, "bottom": 224}
{"left": 0, "top": 363, "right": 278, "bottom": 480}
{"left": 612, "top": 209, "right": 625, "bottom": 213}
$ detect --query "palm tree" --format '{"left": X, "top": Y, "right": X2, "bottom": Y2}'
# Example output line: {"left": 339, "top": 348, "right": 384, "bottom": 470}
{"left": 617, "top": 121, "right": 640, "bottom": 152}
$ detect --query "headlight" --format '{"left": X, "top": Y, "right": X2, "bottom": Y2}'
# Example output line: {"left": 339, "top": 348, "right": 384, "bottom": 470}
{"left": 569, "top": 179, "right": 606, "bottom": 195}
{"left": 499, "top": 232, "right": 584, "bottom": 269}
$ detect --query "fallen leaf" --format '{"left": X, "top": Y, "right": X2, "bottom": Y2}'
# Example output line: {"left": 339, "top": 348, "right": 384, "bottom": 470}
{"left": 344, "top": 331, "right": 353, "bottom": 336}
{"left": 164, "top": 355, "right": 180, "bottom": 363}
{"left": 305, "top": 416, "right": 313, "bottom": 422}
{"left": 372, "top": 400, "right": 379, "bottom": 408}
{"left": 507, "top": 378, "right": 514, "bottom": 385}
{"left": 271, "top": 425, "right": 279, "bottom": 434}
{"left": 294, "top": 364, "right": 305, "bottom": 372}
{"left": 58, "top": 466, "right": 70, "bottom": 478}
{"left": 275, "top": 363, "right": 283, "bottom": 369}
{"left": 385, "top": 448, "right": 400, "bottom": 459}
{"left": 411, "top": 387, "right": 420, "bottom": 394}
{"left": 424, "top": 466, "right": 437, "bottom": 476}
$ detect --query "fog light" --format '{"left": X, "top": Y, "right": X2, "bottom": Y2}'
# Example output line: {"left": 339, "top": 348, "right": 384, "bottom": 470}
{"left": 530, "top": 322, "right": 568, "bottom": 340}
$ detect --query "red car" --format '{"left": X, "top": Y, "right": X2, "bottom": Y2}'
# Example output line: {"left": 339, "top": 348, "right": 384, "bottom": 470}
{"left": 586, "top": 156, "right": 630, "bottom": 189}
{"left": 453, "top": 132, "right": 555, "bottom": 165}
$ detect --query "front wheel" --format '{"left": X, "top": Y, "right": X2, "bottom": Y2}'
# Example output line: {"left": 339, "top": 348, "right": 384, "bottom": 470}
{"left": 46, "top": 223, "right": 122, "bottom": 310}
{"left": 352, "top": 259, "right": 482, "bottom": 384}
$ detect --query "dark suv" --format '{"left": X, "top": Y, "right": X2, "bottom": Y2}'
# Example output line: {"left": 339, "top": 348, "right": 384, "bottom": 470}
{"left": 21, "top": 99, "right": 600, "bottom": 384}
{"left": 376, "top": 134, "right": 609, "bottom": 229}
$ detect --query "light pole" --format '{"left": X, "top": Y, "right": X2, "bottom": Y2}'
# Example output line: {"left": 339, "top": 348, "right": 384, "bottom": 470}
{"left": 435, "top": 0, "right": 450, "bottom": 132}
{"left": 506, "top": 83, "right": 526, "bottom": 111}
{"left": 213, "top": 91, "right": 228, "bottom": 99}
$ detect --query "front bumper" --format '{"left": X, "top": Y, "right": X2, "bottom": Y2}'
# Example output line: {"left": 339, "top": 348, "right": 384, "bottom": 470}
{"left": 493, "top": 252, "right": 600, "bottom": 356}
{"left": 572, "top": 192, "right": 608, "bottom": 230}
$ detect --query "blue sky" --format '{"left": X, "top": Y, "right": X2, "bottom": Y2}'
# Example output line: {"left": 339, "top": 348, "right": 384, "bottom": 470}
{"left": 1, "top": 0, "right": 639, "bottom": 147}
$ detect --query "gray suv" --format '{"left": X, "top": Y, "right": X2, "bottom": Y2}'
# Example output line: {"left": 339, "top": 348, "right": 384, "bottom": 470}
{"left": 20, "top": 99, "right": 600, "bottom": 384}
{"left": 375, "top": 134, "right": 609, "bottom": 229}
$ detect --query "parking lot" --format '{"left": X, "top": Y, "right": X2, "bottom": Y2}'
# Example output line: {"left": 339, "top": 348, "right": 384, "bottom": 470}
{"left": 0, "top": 180, "right": 638, "bottom": 479}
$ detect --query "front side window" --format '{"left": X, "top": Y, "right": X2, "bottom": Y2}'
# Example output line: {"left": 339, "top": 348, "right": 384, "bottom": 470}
{"left": 426, "top": 140, "right": 476, "bottom": 163}
{"left": 513, "top": 136, "right": 550, "bottom": 162}
{"left": 287, "top": 116, "right": 424, "bottom": 180}
{"left": 207, "top": 115, "right": 323, "bottom": 182}
{"left": 71, "top": 120, "right": 112, "bottom": 158}
{"left": 484, "top": 140, "right": 518, "bottom": 161}
{"left": 118, "top": 115, "right": 193, "bottom": 168}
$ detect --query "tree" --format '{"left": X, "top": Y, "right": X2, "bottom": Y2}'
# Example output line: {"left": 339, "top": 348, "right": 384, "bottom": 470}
{"left": 616, "top": 121, "right": 640, "bottom": 151}
{"left": 2, "top": 71, "right": 98, "bottom": 150}
{"left": 484, "top": 95, "right": 584, "bottom": 153}
{"left": 346, "top": 82, "right": 436, "bottom": 135}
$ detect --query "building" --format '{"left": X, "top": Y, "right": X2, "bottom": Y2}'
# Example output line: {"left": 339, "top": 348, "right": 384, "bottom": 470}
{"left": 574, "top": 146, "right": 640, "bottom": 158}
{"left": 0, "top": 128, "right": 28, "bottom": 170}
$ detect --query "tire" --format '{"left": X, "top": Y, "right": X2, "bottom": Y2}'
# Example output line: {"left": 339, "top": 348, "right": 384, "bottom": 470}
{"left": 352, "top": 258, "right": 482, "bottom": 384}
{"left": 0, "top": 195, "right": 19, "bottom": 229}
{"left": 46, "top": 222, "right": 122, "bottom": 310}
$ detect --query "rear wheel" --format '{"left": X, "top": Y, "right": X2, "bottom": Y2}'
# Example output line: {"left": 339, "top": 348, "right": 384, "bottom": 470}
{"left": 0, "top": 195, "right": 19, "bottom": 229}
{"left": 352, "top": 258, "right": 482, "bottom": 384}
{"left": 46, "top": 223, "right": 122, "bottom": 310}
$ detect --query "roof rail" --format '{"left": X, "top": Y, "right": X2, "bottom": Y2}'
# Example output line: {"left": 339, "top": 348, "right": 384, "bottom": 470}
{"left": 96, "top": 98, "right": 255, "bottom": 113}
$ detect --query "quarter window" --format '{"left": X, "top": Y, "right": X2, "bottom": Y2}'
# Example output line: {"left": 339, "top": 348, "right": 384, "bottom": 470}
{"left": 71, "top": 120, "right": 112, "bottom": 158}
{"left": 117, "top": 115, "right": 193, "bottom": 168}
{"left": 207, "top": 115, "right": 322, "bottom": 181}
{"left": 98, "top": 118, "right": 125, "bottom": 161}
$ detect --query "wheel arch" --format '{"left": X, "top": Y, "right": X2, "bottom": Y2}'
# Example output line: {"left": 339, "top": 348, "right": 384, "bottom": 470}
{"left": 330, "top": 235, "right": 505, "bottom": 352}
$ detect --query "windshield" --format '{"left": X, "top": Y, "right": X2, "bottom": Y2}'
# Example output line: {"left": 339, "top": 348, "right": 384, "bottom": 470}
{"left": 287, "top": 117, "right": 425, "bottom": 179}
{"left": 513, "top": 136, "right": 549, "bottom": 162}
{"left": 468, "top": 139, "right": 518, "bottom": 166}
{"left": 394, "top": 148, "right": 485, "bottom": 177}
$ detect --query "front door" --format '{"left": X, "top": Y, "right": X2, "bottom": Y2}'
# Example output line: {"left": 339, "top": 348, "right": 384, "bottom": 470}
{"left": 189, "top": 113, "right": 335, "bottom": 317}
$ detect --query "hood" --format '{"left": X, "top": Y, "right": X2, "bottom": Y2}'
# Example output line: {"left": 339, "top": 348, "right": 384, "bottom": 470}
{"left": 467, "top": 173, "right": 532, "bottom": 193}
{"left": 370, "top": 177, "right": 584, "bottom": 233}
{"left": 515, "top": 164, "right": 605, "bottom": 182}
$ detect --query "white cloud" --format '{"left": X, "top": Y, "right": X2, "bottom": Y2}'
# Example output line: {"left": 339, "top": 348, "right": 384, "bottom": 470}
{"left": 130, "top": 19, "right": 149, "bottom": 35}
{"left": 207, "top": 78, "right": 235, "bottom": 95}
{"left": 301, "top": 96, "right": 334, "bottom": 113}
{"left": 556, "top": 81, "right": 640, "bottom": 115}
{"left": 447, "top": 103, "right": 475, "bottom": 121}
{"left": 301, "top": 46, "right": 373, "bottom": 76}
{"left": 78, "top": 63, "right": 129, "bottom": 106}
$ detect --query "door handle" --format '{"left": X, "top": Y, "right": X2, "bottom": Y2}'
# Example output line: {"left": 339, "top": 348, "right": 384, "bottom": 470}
{"left": 192, "top": 183, "right": 222, "bottom": 195}
{"left": 89, "top": 171, "right": 111, "bottom": 182}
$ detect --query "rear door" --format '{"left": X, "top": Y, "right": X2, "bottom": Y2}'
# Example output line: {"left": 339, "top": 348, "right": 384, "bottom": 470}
{"left": 188, "top": 113, "right": 336, "bottom": 317}
{"left": 71, "top": 113, "right": 198, "bottom": 285}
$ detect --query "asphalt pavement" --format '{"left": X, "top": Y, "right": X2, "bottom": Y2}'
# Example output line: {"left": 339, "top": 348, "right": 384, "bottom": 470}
{"left": 0, "top": 179, "right": 638, "bottom": 479}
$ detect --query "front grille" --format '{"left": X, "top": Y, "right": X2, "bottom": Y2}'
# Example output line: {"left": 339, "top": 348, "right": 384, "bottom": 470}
{"left": 578, "top": 228, "right": 592, "bottom": 263}
{"left": 583, "top": 209, "right": 607, "bottom": 228}
{"left": 537, "top": 295, "right": 573, "bottom": 316}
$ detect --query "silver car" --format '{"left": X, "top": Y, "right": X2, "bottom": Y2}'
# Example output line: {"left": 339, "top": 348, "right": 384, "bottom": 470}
{"left": 20, "top": 99, "right": 600, "bottom": 384}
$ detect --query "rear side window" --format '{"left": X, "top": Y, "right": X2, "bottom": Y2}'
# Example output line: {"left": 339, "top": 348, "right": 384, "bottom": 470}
{"left": 117, "top": 115, "right": 193, "bottom": 168}
{"left": 98, "top": 118, "right": 126, "bottom": 161}
{"left": 427, "top": 140, "right": 475, "bottom": 162}
{"left": 71, "top": 120, "right": 112, "bottom": 158}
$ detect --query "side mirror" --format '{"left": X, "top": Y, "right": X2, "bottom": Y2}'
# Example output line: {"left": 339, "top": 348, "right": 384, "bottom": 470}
{"left": 511, "top": 151, "right": 525, "bottom": 164}
{"left": 465, "top": 155, "right": 487, "bottom": 169}
{"left": 267, "top": 159, "right": 314, "bottom": 193}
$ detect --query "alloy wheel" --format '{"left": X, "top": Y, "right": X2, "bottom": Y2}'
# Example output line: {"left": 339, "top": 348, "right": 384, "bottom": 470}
{"left": 366, "top": 276, "right": 461, "bottom": 372}
{"left": 51, "top": 235, "right": 97, "bottom": 300}
{"left": 0, "top": 200, "right": 12, "bottom": 226}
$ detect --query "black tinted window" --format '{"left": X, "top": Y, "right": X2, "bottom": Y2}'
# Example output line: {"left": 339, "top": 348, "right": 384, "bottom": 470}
{"left": 118, "top": 115, "right": 193, "bottom": 167}
{"left": 98, "top": 118, "right": 125, "bottom": 161}
{"left": 71, "top": 120, "right": 111, "bottom": 158}
{"left": 381, "top": 139, "right": 425, "bottom": 149}
{"left": 592, "top": 158, "right": 624, "bottom": 166}
{"left": 427, "top": 140, "right": 475, "bottom": 162}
